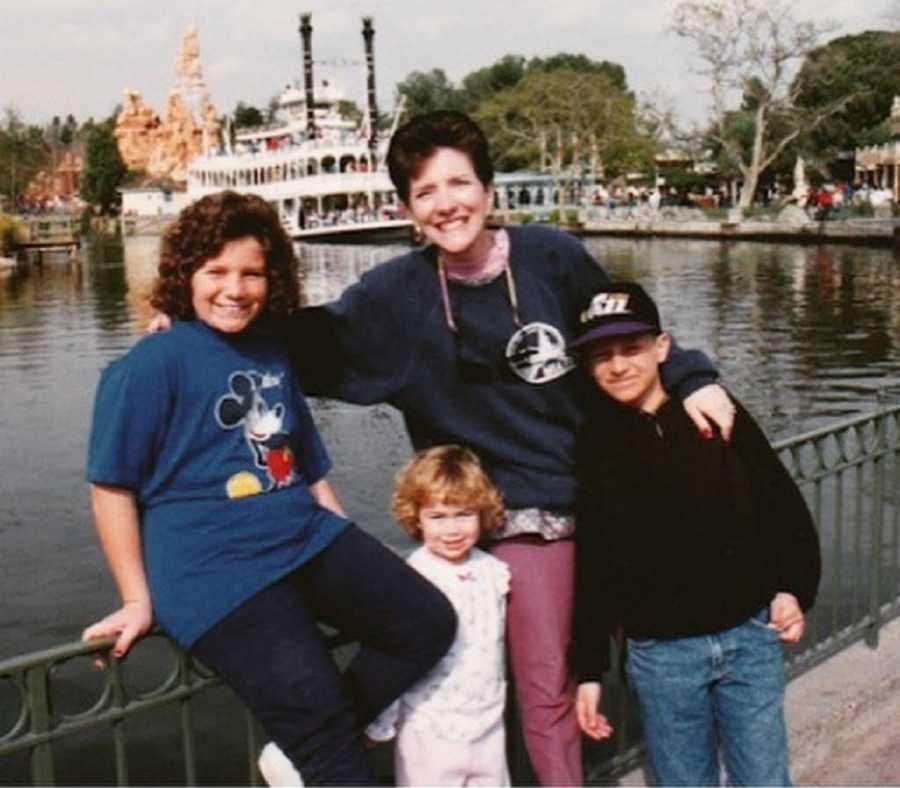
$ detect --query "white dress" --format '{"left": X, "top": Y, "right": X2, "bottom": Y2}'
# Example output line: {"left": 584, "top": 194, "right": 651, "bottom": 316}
{"left": 366, "top": 545, "right": 510, "bottom": 743}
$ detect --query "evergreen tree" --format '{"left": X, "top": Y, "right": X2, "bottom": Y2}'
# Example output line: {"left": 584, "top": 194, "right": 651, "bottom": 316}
{"left": 80, "top": 118, "right": 126, "bottom": 215}
{"left": 233, "top": 102, "right": 265, "bottom": 129}
{"left": 794, "top": 31, "right": 900, "bottom": 156}
{"left": 60, "top": 114, "right": 78, "bottom": 146}
{"left": 394, "top": 69, "right": 464, "bottom": 121}
{"left": 0, "top": 107, "right": 49, "bottom": 207}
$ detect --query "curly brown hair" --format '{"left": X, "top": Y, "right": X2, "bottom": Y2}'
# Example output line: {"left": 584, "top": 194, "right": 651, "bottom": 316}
{"left": 150, "top": 191, "right": 300, "bottom": 320}
{"left": 392, "top": 445, "right": 505, "bottom": 540}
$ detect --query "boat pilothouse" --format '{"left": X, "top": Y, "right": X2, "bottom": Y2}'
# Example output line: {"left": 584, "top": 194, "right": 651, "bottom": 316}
{"left": 186, "top": 15, "right": 410, "bottom": 241}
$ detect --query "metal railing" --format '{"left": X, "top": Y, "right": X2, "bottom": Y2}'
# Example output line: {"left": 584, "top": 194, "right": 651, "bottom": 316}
{"left": 2, "top": 401, "right": 899, "bottom": 785}
{"left": 0, "top": 633, "right": 263, "bottom": 786}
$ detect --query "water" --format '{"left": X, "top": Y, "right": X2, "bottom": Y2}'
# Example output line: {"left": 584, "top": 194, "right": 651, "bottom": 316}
{"left": 1, "top": 233, "right": 899, "bottom": 782}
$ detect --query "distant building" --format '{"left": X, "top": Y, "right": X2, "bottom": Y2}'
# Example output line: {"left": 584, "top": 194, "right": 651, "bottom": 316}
{"left": 854, "top": 96, "right": 900, "bottom": 202}
{"left": 494, "top": 172, "right": 558, "bottom": 212}
{"left": 119, "top": 178, "right": 189, "bottom": 218}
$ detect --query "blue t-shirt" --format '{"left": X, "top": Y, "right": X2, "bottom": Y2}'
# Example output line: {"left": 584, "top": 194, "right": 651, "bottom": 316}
{"left": 87, "top": 320, "right": 349, "bottom": 647}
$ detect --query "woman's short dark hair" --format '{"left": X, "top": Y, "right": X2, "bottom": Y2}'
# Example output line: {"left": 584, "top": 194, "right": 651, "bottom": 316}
{"left": 387, "top": 110, "right": 494, "bottom": 203}
{"left": 151, "top": 191, "right": 300, "bottom": 320}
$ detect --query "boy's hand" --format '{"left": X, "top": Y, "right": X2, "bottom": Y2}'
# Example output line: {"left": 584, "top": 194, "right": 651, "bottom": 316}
{"left": 146, "top": 313, "right": 173, "bottom": 334}
{"left": 575, "top": 682, "right": 614, "bottom": 740}
{"left": 769, "top": 592, "right": 805, "bottom": 643}
{"left": 82, "top": 599, "right": 153, "bottom": 659}
{"left": 683, "top": 383, "right": 736, "bottom": 441}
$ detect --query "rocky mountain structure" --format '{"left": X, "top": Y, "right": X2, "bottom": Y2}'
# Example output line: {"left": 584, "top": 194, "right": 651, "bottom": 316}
{"left": 114, "top": 89, "right": 161, "bottom": 171}
{"left": 114, "top": 25, "right": 222, "bottom": 184}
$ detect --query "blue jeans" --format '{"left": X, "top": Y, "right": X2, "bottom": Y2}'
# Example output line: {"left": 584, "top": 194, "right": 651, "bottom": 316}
{"left": 191, "top": 525, "right": 456, "bottom": 786}
{"left": 626, "top": 609, "right": 791, "bottom": 786}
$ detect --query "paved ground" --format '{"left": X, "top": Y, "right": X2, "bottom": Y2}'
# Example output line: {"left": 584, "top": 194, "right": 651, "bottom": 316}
{"left": 618, "top": 616, "right": 900, "bottom": 786}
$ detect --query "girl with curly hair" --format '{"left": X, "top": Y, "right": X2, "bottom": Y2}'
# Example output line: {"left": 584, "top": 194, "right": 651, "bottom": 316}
{"left": 365, "top": 445, "right": 511, "bottom": 786}
{"left": 82, "top": 191, "right": 455, "bottom": 786}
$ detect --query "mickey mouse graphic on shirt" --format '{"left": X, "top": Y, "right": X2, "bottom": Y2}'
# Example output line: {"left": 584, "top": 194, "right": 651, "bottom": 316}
{"left": 215, "top": 370, "right": 296, "bottom": 497}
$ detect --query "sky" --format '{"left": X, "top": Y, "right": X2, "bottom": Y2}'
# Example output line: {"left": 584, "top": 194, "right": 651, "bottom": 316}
{"left": 2, "top": 0, "right": 895, "bottom": 130}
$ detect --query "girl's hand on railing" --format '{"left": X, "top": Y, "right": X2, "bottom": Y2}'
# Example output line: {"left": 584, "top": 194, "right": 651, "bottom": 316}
{"left": 82, "top": 599, "right": 153, "bottom": 659}
{"left": 146, "top": 313, "right": 172, "bottom": 334}
{"left": 575, "top": 682, "right": 614, "bottom": 740}
{"left": 769, "top": 592, "right": 805, "bottom": 643}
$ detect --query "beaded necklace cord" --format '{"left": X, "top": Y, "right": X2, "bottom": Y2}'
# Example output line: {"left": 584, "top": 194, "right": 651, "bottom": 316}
{"left": 437, "top": 231, "right": 521, "bottom": 333}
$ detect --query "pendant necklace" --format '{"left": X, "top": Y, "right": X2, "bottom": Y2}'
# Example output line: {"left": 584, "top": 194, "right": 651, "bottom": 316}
{"left": 437, "top": 253, "right": 575, "bottom": 385}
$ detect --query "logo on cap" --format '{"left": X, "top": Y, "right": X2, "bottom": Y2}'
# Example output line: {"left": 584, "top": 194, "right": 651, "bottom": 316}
{"left": 580, "top": 293, "right": 633, "bottom": 324}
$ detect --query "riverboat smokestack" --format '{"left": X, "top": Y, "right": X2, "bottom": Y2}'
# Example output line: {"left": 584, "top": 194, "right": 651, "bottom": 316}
{"left": 299, "top": 13, "right": 316, "bottom": 136}
{"left": 361, "top": 17, "right": 378, "bottom": 158}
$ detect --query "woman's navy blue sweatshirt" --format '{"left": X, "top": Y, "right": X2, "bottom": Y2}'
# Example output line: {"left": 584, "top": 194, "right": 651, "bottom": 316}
{"left": 284, "top": 225, "right": 718, "bottom": 513}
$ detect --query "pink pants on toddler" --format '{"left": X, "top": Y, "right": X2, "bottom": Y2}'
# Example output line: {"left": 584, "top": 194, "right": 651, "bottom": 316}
{"left": 393, "top": 717, "right": 509, "bottom": 786}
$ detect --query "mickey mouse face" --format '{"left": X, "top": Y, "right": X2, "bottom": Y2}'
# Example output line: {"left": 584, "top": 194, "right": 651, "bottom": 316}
{"left": 216, "top": 371, "right": 286, "bottom": 440}
{"left": 217, "top": 372, "right": 256, "bottom": 428}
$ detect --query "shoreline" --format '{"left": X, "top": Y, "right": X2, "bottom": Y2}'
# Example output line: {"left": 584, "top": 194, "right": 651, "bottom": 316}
{"left": 573, "top": 216, "right": 900, "bottom": 248}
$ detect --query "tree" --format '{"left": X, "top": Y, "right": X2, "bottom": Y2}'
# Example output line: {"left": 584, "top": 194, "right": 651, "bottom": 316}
{"left": 233, "top": 101, "right": 265, "bottom": 129}
{"left": 456, "top": 52, "right": 629, "bottom": 114}
{"left": 477, "top": 69, "right": 654, "bottom": 190}
{"left": 0, "top": 107, "right": 49, "bottom": 207}
{"left": 60, "top": 114, "right": 78, "bottom": 146}
{"left": 338, "top": 99, "right": 364, "bottom": 127}
{"left": 528, "top": 53, "right": 628, "bottom": 93}
{"left": 458, "top": 55, "right": 527, "bottom": 111}
{"left": 793, "top": 31, "right": 900, "bottom": 158}
{"left": 671, "top": 0, "right": 848, "bottom": 211}
{"left": 80, "top": 117, "right": 127, "bottom": 215}
{"left": 266, "top": 94, "right": 281, "bottom": 124}
{"left": 394, "top": 69, "right": 464, "bottom": 121}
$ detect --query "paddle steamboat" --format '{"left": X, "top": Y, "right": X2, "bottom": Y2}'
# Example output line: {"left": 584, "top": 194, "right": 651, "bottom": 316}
{"left": 186, "top": 15, "right": 411, "bottom": 242}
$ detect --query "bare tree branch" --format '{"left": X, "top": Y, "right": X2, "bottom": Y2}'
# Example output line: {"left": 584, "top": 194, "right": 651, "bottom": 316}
{"left": 671, "top": 0, "right": 840, "bottom": 211}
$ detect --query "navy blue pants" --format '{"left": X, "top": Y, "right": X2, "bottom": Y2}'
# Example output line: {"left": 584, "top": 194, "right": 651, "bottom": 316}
{"left": 191, "top": 525, "right": 456, "bottom": 786}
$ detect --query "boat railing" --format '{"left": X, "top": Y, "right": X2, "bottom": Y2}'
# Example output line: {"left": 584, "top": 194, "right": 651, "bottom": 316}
{"left": 193, "top": 136, "right": 378, "bottom": 168}
{"left": 3, "top": 399, "right": 899, "bottom": 785}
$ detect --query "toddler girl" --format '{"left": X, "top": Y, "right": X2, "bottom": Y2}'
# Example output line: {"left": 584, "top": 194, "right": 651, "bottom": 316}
{"left": 367, "top": 445, "right": 511, "bottom": 786}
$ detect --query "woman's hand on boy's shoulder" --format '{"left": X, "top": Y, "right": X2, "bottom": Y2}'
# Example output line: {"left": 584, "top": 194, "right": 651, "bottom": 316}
{"left": 146, "top": 313, "right": 173, "bottom": 334}
{"left": 683, "top": 383, "right": 736, "bottom": 441}
{"left": 81, "top": 599, "right": 153, "bottom": 659}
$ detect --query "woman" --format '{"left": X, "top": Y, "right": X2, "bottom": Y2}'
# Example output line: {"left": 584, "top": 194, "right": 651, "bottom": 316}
{"left": 286, "top": 111, "right": 735, "bottom": 785}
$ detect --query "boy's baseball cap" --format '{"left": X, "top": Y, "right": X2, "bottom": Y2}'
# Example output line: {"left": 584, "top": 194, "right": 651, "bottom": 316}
{"left": 569, "top": 282, "right": 661, "bottom": 352}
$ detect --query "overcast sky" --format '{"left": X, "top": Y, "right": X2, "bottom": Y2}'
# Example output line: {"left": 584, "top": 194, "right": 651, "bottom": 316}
{"left": 3, "top": 0, "right": 895, "bottom": 129}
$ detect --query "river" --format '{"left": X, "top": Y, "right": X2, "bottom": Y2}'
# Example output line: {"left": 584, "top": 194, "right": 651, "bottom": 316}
{"left": 1, "top": 232, "right": 898, "bottom": 782}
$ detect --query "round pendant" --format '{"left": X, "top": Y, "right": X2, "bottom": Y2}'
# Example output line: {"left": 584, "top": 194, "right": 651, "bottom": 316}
{"left": 506, "top": 322, "right": 576, "bottom": 384}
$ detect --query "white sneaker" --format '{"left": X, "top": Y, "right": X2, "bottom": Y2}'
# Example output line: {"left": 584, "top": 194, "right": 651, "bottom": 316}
{"left": 258, "top": 742, "right": 304, "bottom": 786}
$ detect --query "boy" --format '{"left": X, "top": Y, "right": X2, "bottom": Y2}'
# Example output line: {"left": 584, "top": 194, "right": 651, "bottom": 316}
{"left": 569, "top": 282, "right": 821, "bottom": 786}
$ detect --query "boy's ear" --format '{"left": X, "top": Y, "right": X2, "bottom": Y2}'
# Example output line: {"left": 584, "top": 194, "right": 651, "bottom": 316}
{"left": 655, "top": 332, "right": 672, "bottom": 362}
